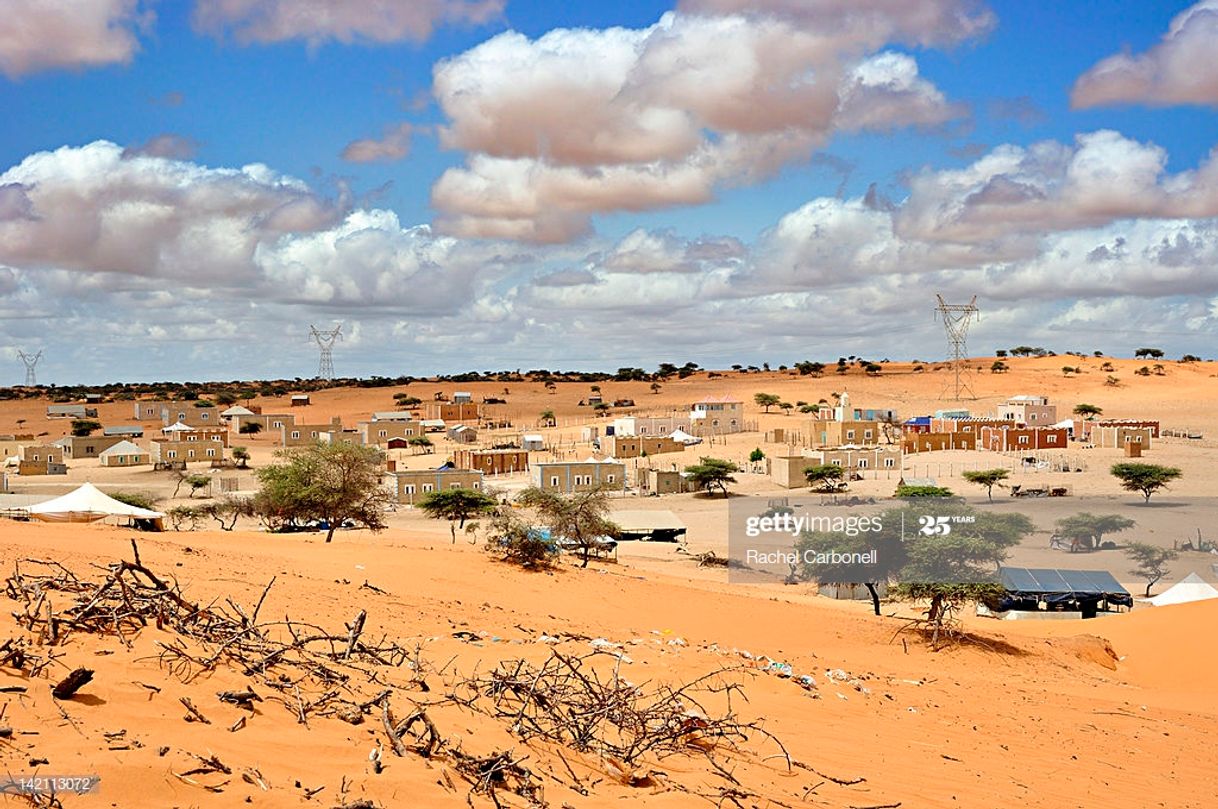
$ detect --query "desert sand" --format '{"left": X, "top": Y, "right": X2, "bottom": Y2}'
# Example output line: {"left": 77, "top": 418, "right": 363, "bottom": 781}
{"left": 2, "top": 359, "right": 1218, "bottom": 807}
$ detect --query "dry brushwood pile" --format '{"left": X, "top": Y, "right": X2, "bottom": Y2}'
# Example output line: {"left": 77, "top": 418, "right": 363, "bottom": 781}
{"left": 1, "top": 540, "right": 878, "bottom": 808}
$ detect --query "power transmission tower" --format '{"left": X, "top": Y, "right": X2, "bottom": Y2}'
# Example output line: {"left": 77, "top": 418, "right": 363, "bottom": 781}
{"left": 934, "top": 294, "right": 979, "bottom": 400}
{"left": 17, "top": 349, "right": 42, "bottom": 387}
{"left": 309, "top": 324, "right": 342, "bottom": 381}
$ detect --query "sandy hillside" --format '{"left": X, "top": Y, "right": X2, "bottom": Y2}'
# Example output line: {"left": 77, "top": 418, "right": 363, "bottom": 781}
{"left": 1, "top": 519, "right": 1216, "bottom": 809}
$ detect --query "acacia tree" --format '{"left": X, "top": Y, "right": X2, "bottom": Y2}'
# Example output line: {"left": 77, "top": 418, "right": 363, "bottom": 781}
{"left": 961, "top": 468, "right": 1010, "bottom": 501}
{"left": 1073, "top": 403, "right": 1103, "bottom": 420}
{"left": 1124, "top": 542, "right": 1178, "bottom": 597}
{"left": 804, "top": 464, "right": 845, "bottom": 493}
{"left": 516, "top": 486, "right": 620, "bottom": 568}
{"left": 418, "top": 488, "right": 498, "bottom": 543}
{"left": 753, "top": 393, "right": 781, "bottom": 413}
{"left": 1110, "top": 462, "right": 1182, "bottom": 503}
{"left": 1054, "top": 513, "right": 1135, "bottom": 550}
{"left": 254, "top": 442, "right": 392, "bottom": 542}
{"left": 684, "top": 457, "right": 739, "bottom": 498}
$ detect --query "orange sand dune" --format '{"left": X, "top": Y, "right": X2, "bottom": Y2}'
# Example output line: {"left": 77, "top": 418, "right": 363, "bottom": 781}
{"left": 2, "top": 519, "right": 1216, "bottom": 808}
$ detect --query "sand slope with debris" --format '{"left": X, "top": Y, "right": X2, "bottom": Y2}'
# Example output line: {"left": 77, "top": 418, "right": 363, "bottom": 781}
{"left": 1, "top": 520, "right": 1215, "bottom": 808}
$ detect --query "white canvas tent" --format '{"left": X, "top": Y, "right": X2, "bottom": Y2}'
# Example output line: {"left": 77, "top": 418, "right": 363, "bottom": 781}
{"left": 1147, "top": 572, "right": 1218, "bottom": 606}
{"left": 668, "top": 428, "right": 702, "bottom": 445}
{"left": 28, "top": 483, "right": 164, "bottom": 529}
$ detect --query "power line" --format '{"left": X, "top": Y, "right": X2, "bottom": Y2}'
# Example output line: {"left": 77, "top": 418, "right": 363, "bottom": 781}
{"left": 17, "top": 349, "right": 42, "bottom": 387}
{"left": 935, "top": 294, "right": 979, "bottom": 401}
{"left": 309, "top": 324, "right": 342, "bottom": 381}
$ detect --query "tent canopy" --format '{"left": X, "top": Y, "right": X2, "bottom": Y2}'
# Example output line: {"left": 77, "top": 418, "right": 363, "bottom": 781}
{"left": 29, "top": 483, "right": 164, "bottom": 527}
{"left": 1147, "top": 572, "right": 1218, "bottom": 606}
{"left": 668, "top": 428, "right": 701, "bottom": 445}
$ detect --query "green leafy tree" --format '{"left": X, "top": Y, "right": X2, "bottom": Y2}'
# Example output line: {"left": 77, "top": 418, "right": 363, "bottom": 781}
{"left": 1124, "top": 542, "right": 1178, "bottom": 597}
{"left": 1073, "top": 403, "right": 1103, "bottom": 419}
{"left": 748, "top": 447, "right": 765, "bottom": 463}
{"left": 232, "top": 446, "right": 250, "bottom": 468}
{"left": 253, "top": 442, "right": 391, "bottom": 542}
{"left": 408, "top": 435, "right": 434, "bottom": 454}
{"left": 895, "top": 484, "right": 955, "bottom": 498}
{"left": 778, "top": 401, "right": 794, "bottom": 414}
{"left": 1110, "top": 462, "right": 1182, "bottom": 503}
{"left": 516, "top": 487, "right": 619, "bottom": 568}
{"left": 683, "top": 457, "right": 739, "bottom": 498}
{"left": 1054, "top": 513, "right": 1135, "bottom": 551}
{"left": 70, "top": 419, "right": 101, "bottom": 437}
{"left": 539, "top": 409, "right": 556, "bottom": 426}
{"left": 961, "top": 468, "right": 1010, "bottom": 501}
{"left": 990, "top": 360, "right": 1008, "bottom": 373}
{"left": 753, "top": 393, "right": 781, "bottom": 413}
{"left": 418, "top": 488, "right": 498, "bottom": 543}
{"left": 110, "top": 491, "right": 159, "bottom": 510}
{"left": 239, "top": 421, "right": 263, "bottom": 435}
{"left": 804, "top": 463, "right": 845, "bottom": 493}
{"left": 486, "top": 507, "right": 558, "bottom": 570}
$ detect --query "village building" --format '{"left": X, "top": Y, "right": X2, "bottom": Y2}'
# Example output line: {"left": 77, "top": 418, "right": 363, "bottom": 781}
{"left": 230, "top": 412, "right": 296, "bottom": 434}
{"left": 980, "top": 425, "right": 1068, "bottom": 452}
{"left": 520, "top": 434, "right": 545, "bottom": 451}
{"left": 281, "top": 418, "right": 344, "bottom": 447}
{"left": 371, "top": 411, "right": 413, "bottom": 422}
{"left": 599, "top": 434, "right": 685, "bottom": 459}
{"left": 150, "top": 440, "right": 225, "bottom": 464}
{"left": 447, "top": 424, "right": 478, "bottom": 444}
{"left": 813, "top": 420, "right": 883, "bottom": 447}
{"left": 929, "top": 417, "right": 1016, "bottom": 434}
{"left": 290, "top": 394, "right": 311, "bottom": 407}
{"left": 1091, "top": 425, "right": 1154, "bottom": 450}
{"left": 638, "top": 468, "right": 694, "bottom": 495}
{"left": 357, "top": 420, "right": 426, "bottom": 445}
{"left": 0, "top": 434, "right": 35, "bottom": 460}
{"left": 689, "top": 397, "right": 744, "bottom": 435}
{"left": 425, "top": 401, "right": 481, "bottom": 422}
{"left": 768, "top": 446, "right": 902, "bottom": 488}
{"left": 99, "top": 440, "right": 151, "bottom": 467}
{"left": 610, "top": 415, "right": 692, "bottom": 437}
{"left": 452, "top": 448, "right": 529, "bottom": 475}
{"left": 103, "top": 425, "right": 144, "bottom": 438}
{"left": 47, "top": 404, "right": 97, "bottom": 419}
{"left": 219, "top": 405, "right": 257, "bottom": 422}
{"left": 1075, "top": 419, "right": 1161, "bottom": 441}
{"left": 902, "top": 432, "right": 978, "bottom": 452}
{"left": 53, "top": 435, "right": 126, "bottom": 459}
{"left": 997, "top": 395, "right": 1058, "bottom": 426}
{"left": 160, "top": 404, "right": 222, "bottom": 428}
{"left": 531, "top": 459, "right": 626, "bottom": 494}
{"left": 18, "top": 445, "right": 67, "bottom": 476}
{"left": 390, "top": 469, "right": 484, "bottom": 505}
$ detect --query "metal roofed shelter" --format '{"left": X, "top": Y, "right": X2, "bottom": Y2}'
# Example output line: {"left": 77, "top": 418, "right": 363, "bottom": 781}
{"left": 610, "top": 510, "right": 687, "bottom": 543}
{"left": 999, "top": 566, "right": 1132, "bottom": 618}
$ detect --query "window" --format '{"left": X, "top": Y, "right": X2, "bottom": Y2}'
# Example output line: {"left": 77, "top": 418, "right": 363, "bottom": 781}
{"left": 291, "top": 431, "right": 301, "bottom": 439}
{"left": 846, "top": 430, "right": 856, "bottom": 440}
{"left": 606, "top": 474, "right": 616, "bottom": 483}
{"left": 450, "top": 482, "right": 461, "bottom": 489}
{"left": 207, "top": 448, "right": 216, "bottom": 457}
{"left": 404, "top": 484, "right": 415, "bottom": 495}
{"left": 379, "top": 430, "right": 387, "bottom": 438}
{"left": 551, "top": 476, "right": 560, "bottom": 487}
{"left": 1047, "top": 435, "right": 1057, "bottom": 444}
{"left": 864, "top": 430, "right": 873, "bottom": 440}
{"left": 884, "top": 458, "right": 895, "bottom": 468}
{"left": 1018, "top": 436, "right": 1029, "bottom": 445}
{"left": 167, "top": 450, "right": 176, "bottom": 459}
{"left": 423, "top": 484, "right": 434, "bottom": 493}
{"left": 858, "top": 458, "right": 868, "bottom": 469}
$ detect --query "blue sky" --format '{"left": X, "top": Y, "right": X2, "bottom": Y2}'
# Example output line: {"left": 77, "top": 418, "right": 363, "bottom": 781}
{"left": 1, "top": 1, "right": 1217, "bottom": 383}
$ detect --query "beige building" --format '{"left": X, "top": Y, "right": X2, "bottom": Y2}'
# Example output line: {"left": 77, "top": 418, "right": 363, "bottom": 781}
{"left": 448, "top": 424, "right": 478, "bottom": 444}
{"left": 47, "top": 404, "right": 96, "bottom": 419}
{"left": 358, "top": 420, "right": 427, "bottom": 445}
{"left": 929, "top": 417, "right": 1016, "bottom": 434}
{"left": 161, "top": 404, "right": 223, "bottom": 428}
{"left": 1, "top": 434, "right": 34, "bottom": 461}
{"left": 390, "top": 469, "right": 484, "bottom": 505}
{"left": 134, "top": 400, "right": 171, "bottom": 420}
{"left": 769, "top": 446, "right": 902, "bottom": 489}
{"left": 611, "top": 415, "right": 692, "bottom": 436}
{"left": 99, "top": 440, "right": 151, "bottom": 467}
{"left": 531, "top": 460, "right": 626, "bottom": 494}
{"left": 54, "top": 435, "right": 126, "bottom": 459}
{"left": 997, "top": 395, "right": 1057, "bottom": 426}
{"left": 599, "top": 434, "right": 684, "bottom": 459}
{"left": 230, "top": 412, "right": 296, "bottom": 435}
{"left": 689, "top": 397, "right": 744, "bottom": 435}
{"left": 453, "top": 448, "right": 529, "bottom": 475}
{"left": 812, "top": 420, "right": 882, "bottom": 447}
{"left": 639, "top": 468, "right": 694, "bottom": 495}
{"left": 1092, "top": 425, "right": 1154, "bottom": 450}
{"left": 150, "top": 440, "right": 225, "bottom": 464}
{"left": 280, "top": 418, "right": 343, "bottom": 447}
{"left": 18, "top": 445, "right": 67, "bottom": 476}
